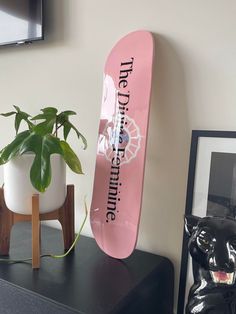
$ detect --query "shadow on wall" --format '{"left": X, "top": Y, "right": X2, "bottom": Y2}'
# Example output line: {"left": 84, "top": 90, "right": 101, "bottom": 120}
{"left": 44, "top": 0, "right": 66, "bottom": 44}
{"left": 44, "top": 0, "right": 79, "bottom": 45}
{"left": 139, "top": 33, "right": 191, "bottom": 306}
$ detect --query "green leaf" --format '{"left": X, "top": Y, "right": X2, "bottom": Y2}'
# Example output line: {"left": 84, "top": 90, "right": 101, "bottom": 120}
{"left": 31, "top": 114, "right": 47, "bottom": 120}
{"left": 60, "top": 141, "right": 83, "bottom": 174}
{"left": 15, "top": 113, "right": 22, "bottom": 133}
{"left": 31, "top": 116, "right": 55, "bottom": 124}
{"left": 63, "top": 123, "right": 71, "bottom": 141}
{"left": 1, "top": 106, "right": 32, "bottom": 133}
{"left": 16, "top": 113, "right": 32, "bottom": 133}
{"left": 31, "top": 108, "right": 58, "bottom": 121}
{"left": 0, "top": 111, "right": 16, "bottom": 117}
{"left": 56, "top": 111, "right": 75, "bottom": 123}
{"left": 33, "top": 119, "right": 56, "bottom": 135}
{"left": 0, "top": 130, "right": 31, "bottom": 165}
{"left": 0, "top": 130, "right": 65, "bottom": 192}
{"left": 59, "top": 110, "right": 76, "bottom": 117}
{"left": 19, "top": 133, "right": 63, "bottom": 192}
{"left": 69, "top": 122, "right": 87, "bottom": 149}
{"left": 57, "top": 111, "right": 76, "bottom": 131}
{"left": 55, "top": 111, "right": 87, "bottom": 148}
{"left": 13, "top": 105, "right": 20, "bottom": 112}
{"left": 41, "top": 107, "right": 58, "bottom": 115}
{"left": 14, "top": 111, "right": 32, "bottom": 133}
{"left": 31, "top": 108, "right": 58, "bottom": 135}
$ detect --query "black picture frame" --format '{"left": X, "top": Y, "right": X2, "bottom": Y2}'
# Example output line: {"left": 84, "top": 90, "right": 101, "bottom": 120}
{"left": 177, "top": 130, "right": 236, "bottom": 314}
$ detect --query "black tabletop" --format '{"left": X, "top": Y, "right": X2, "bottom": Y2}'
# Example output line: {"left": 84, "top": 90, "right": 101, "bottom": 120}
{"left": 0, "top": 222, "right": 174, "bottom": 314}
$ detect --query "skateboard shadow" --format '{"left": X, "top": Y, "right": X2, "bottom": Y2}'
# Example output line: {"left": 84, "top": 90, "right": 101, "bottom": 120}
{"left": 139, "top": 32, "right": 190, "bottom": 304}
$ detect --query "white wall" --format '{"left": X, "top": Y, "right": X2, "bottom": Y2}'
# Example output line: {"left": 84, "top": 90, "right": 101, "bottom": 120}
{"left": 0, "top": 1, "right": 236, "bottom": 311}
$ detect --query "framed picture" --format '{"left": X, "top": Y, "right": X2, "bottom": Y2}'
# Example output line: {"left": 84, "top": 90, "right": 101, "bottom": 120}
{"left": 177, "top": 130, "right": 236, "bottom": 314}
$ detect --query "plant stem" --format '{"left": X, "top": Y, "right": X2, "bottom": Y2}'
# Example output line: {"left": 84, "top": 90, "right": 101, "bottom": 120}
{"left": 55, "top": 117, "right": 58, "bottom": 137}
{"left": 53, "top": 122, "right": 65, "bottom": 137}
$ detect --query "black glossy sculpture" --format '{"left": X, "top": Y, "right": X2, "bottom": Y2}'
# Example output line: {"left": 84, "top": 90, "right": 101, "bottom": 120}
{"left": 185, "top": 215, "right": 236, "bottom": 314}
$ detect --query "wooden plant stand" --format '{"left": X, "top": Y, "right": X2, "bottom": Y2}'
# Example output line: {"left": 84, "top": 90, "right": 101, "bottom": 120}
{"left": 0, "top": 185, "right": 75, "bottom": 269}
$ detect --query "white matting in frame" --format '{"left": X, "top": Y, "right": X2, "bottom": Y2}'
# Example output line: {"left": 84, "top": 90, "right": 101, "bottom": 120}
{"left": 192, "top": 136, "right": 236, "bottom": 217}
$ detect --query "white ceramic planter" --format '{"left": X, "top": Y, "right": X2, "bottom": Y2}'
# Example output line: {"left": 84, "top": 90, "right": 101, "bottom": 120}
{"left": 3, "top": 154, "right": 66, "bottom": 215}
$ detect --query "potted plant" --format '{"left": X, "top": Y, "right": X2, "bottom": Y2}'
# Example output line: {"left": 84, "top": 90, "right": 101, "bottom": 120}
{"left": 0, "top": 106, "right": 87, "bottom": 214}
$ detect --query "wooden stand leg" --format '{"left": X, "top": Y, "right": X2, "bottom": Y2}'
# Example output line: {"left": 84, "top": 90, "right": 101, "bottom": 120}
{"left": 58, "top": 185, "right": 75, "bottom": 251}
{"left": 0, "top": 185, "right": 75, "bottom": 268}
{"left": 32, "top": 194, "right": 40, "bottom": 269}
{"left": 0, "top": 188, "right": 14, "bottom": 255}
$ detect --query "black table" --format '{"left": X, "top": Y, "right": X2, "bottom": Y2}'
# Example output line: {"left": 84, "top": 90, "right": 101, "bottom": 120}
{"left": 0, "top": 222, "right": 174, "bottom": 314}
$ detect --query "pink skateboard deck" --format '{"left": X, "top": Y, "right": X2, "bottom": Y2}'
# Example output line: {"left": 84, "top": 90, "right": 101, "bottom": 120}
{"left": 90, "top": 30, "right": 154, "bottom": 259}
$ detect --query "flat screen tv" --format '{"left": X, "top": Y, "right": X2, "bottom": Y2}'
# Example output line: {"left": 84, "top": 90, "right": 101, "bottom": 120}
{"left": 0, "top": 0, "right": 44, "bottom": 46}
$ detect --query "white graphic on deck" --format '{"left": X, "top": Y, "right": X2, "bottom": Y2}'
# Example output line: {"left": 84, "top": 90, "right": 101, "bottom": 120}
{"left": 98, "top": 74, "right": 141, "bottom": 165}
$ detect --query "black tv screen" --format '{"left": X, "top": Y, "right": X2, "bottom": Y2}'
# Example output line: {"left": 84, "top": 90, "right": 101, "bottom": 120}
{"left": 0, "top": 0, "right": 44, "bottom": 46}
